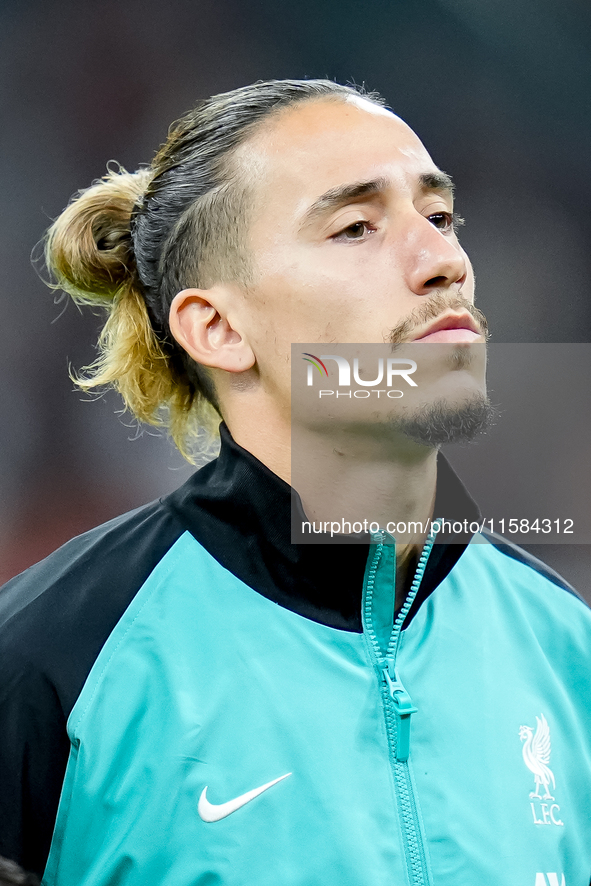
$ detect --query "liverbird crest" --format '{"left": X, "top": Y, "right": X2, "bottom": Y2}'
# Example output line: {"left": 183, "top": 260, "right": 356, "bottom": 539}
{"left": 519, "top": 713, "right": 556, "bottom": 800}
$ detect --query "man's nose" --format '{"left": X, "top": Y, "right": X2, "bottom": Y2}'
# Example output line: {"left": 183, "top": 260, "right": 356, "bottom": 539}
{"left": 403, "top": 216, "right": 467, "bottom": 296}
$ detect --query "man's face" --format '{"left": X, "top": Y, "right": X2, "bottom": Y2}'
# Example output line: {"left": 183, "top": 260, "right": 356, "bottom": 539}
{"left": 234, "top": 97, "right": 483, "bottom": 395}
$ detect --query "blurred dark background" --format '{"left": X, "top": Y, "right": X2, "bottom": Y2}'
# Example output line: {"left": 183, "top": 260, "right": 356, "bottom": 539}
{"left": 1, "top": 0, "right": 590, "bottom": 593}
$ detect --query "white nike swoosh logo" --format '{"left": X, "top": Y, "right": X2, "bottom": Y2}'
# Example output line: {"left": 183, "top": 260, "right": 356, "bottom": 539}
{"left": 198, "top": 772, "right": 292, "bottom": 822}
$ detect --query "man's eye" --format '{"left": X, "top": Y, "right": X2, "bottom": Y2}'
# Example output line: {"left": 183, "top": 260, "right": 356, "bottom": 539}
{"left": 427, "top": 211, "right": 465, "bottom": 233}
{"left": 333, "top": 220, "right": 374, "bottom": 241}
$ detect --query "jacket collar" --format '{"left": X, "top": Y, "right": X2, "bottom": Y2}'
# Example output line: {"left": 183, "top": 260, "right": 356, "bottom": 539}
{"left": 165, "top": 423, "right": 481, "bottom": 631}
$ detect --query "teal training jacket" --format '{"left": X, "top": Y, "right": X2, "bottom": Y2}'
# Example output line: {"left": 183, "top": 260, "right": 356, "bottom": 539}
{"left": 1, "top": 427, "right": 590, "bottom": 885}
{"left": 44, "top": 531, "right": 591, "bottom": 884}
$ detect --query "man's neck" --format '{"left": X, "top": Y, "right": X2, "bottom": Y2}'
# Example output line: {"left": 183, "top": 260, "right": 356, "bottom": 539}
{"left": 229, "top": 414, "right": 439, "bottom": 608}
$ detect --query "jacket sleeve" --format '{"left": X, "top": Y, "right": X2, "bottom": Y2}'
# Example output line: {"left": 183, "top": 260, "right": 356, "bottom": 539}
{"left": 0, "top": 501, "right": 188, "bottom": 879}
{"left": 0, "top": 623, "right": 70, "bottom": 879}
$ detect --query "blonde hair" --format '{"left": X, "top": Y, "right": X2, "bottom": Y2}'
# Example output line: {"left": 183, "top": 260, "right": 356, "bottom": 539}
{"left": 45, "top": 165, "right": 219, "bottom": 461}
{"left": 44, "top": 80, "right": 385, "bottom": 460}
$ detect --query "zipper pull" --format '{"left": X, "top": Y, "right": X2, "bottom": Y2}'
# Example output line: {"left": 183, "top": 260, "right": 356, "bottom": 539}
{"left": 383, "top": 660, "right": 417, "bottom": 762}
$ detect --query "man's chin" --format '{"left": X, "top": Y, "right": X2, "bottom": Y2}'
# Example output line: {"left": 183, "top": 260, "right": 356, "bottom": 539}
{"left": 389, "top": 395, "right": 498, "bottom": 447}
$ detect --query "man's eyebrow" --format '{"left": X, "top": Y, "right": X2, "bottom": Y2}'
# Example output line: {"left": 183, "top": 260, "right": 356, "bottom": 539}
{"left": 299, "top": 171, "right": 455, "bottom": 231}
{"left": 299, "top": 178, "right": 389, "bottom": 230}
{"left": 419, "top": 171, "right": 455, "bottom": 196}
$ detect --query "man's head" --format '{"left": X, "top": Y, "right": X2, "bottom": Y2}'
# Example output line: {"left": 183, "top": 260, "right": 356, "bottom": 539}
{"left": 45, "top": 78, "right": 488, "bottom": 458}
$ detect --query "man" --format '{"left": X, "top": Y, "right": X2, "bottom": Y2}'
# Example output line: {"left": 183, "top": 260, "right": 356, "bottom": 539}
{"left": 1, "top": 79, "right": 590, "bottom": 885}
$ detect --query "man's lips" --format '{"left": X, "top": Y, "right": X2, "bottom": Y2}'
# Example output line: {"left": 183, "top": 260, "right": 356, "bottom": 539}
{"left": 413, "top": 328, "right": 482, "bottom": 343}
{"left": 411, "top": 312, "right": 483, "bottom": 343}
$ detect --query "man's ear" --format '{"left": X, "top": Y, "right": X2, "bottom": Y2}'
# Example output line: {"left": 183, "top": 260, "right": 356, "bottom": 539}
{"left": 169, "top": 287, "right": 255, "bottom": 372}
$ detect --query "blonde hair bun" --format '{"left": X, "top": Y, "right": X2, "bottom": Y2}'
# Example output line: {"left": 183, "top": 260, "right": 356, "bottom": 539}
{"left": 45, "top": 165, "right": 152, "bottom": 306}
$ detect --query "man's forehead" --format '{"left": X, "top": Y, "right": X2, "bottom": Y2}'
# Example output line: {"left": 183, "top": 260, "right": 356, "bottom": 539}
{"left": 240, "top": 97, "right": 439, "bottom": 210}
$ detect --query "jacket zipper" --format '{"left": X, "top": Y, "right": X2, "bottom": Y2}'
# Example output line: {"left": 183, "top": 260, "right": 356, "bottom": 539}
{"left": 362, "top": 521, "right": 440, "bottom": 886}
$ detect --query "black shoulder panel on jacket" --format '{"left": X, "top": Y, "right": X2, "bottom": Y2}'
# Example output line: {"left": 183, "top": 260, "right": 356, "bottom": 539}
{"left": 482, "top": 529, "right": 588, "bottom": 607}
{"left": 0, "top": 499, "right": 186, "bottom": 876}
